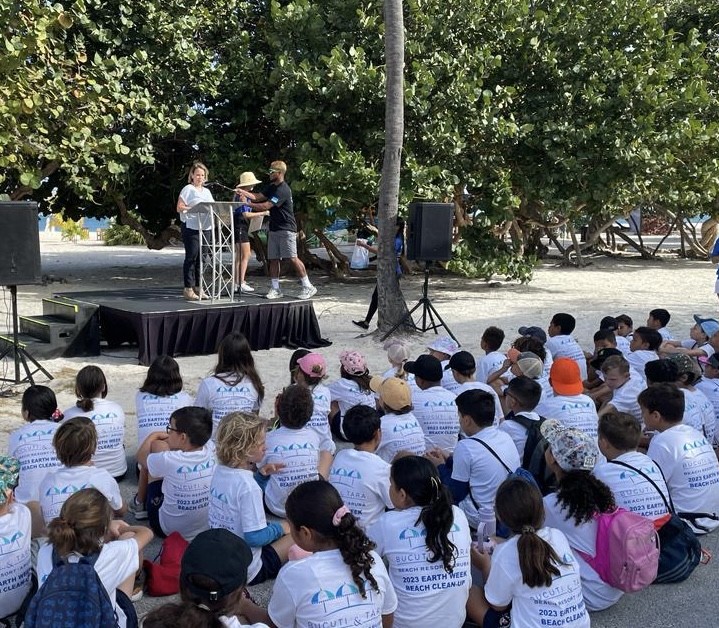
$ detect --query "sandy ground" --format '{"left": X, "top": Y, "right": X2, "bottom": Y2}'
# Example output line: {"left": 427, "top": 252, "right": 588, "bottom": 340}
{"left": 2, "top": 233, "right": 719, "bottom": 625}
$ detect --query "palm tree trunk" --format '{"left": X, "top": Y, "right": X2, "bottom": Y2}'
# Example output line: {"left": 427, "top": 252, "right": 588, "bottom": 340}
{"left": 377, "top": 0, "right": 409, "bottom": 332}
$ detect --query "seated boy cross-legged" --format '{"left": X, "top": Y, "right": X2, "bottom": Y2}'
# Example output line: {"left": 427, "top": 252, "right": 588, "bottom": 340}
{"left": 136, "top": 406, "right": 216, "bottom": 542}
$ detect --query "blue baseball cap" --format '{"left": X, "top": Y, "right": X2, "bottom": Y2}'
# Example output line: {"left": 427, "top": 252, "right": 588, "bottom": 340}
{"left": 693, "top": 315, "right": 719, "bottom": 338}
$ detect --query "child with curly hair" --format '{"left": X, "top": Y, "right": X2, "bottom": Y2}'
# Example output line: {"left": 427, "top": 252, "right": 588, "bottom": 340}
{"left": 241, "top": 480, "right": 397, "bottom": 627}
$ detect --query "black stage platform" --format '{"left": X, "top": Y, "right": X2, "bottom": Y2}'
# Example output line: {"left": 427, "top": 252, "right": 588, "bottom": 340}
{"left": 57, "top": 287, "right": 330, "bottom": 366}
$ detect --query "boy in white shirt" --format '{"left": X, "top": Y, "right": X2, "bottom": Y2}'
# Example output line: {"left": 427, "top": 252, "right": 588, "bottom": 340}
{"left": 598, "top": 355, "right": 645, "bottom": 422}
{"left": 626, "top": 326, "right": 662, "bottom": 375}
{"left": 329, "top": 404, "right": 393, "bottom": 529}
{"left": 0, "top": 456, "right": 32, "bottom": 624}
{"left": 498, "top": 375, "right": 543, "bottom": 460}
{"left": 640, "top": 383, "right": 719, "bottom": 533}
{"left": 259, "top": 385, "right": 322, "bottom": 517}
{"left": 446, "top": 350, "right": 503, "bottom": 421}
{"left": 647, "top": 308, "right": 673, "bottom": 341}
{"left": 593, "top": 412, "right": 670, "bottom": 520}
{"left": 616, "top": 314, "right": 634, "bottom": 339}
{"left": 370, "top": 376, "right": 426, "bottom": 462}
{"left": 137, "top": 406, "right": 216, "bottom": 541}
{"left": 542, "top": 357, "right": 600, "bottom": 439}
{"left": 427, "top": 389, "right": 520, "bottom": 530}
{"left": 599, "top": 316, "right": 631, "bottom": 354}
{"left": 546, "top": 312, "right": 588, "bottom": 380}
{"left": 404, "top": 354, "right": 458, "bottom": 452}
{"left": 39, "top": 417, "right": 125, "bottom": 525}
{"left": 661, "top": 315, "right": 718, "bottom": 359}
{"left": 475, "top": 326, "right": 506, "bottom": 384}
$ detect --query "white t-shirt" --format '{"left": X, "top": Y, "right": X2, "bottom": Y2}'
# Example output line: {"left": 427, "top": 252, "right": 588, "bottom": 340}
{"left": 540, "top": 393, "right": 599, "bottom": 439}
{"left": 680, "top": 339, "right": 714, "bottom": 358}
{"left": 607, "top": 375, "right": 644, "bottom": 422}
{"left": 327, "top": 378, "right": 376, "bottom": 417}
{"left": 440, "top": 359, "right": 460, "bottom": 393}
{"left": 593, "top": 451, "right": 670, "bottom": 519}
{"left": 268, "top": 548, "right": 397, "bottom": 628}
{"left": 146, "top": 444, "right": 216, "bottom": 541}
{"left": 195, "top": 374, "right": 261, "bottom": 437}
{"left": 546, "top": 336, "right": 587, "bottom": 380}
{"left": 63, "top": 399, "right": 127, "bottom": 477}
{"left": 626, "top": 350, "right": 659, "bottom": 377}
{"left": 682, "top": 387, "right": 716, "bottom": 444}
{"left": 375, "top": 411, "right": 426, "bottom": 463}
{"left": 220, "top": 617, "right": 269, "bottom": 628}
{"left": 0, "top": 502, "right": 32, "bottom": 619}
{"left": 476, "top": 351, "right": 506, "bottom": 384}
{"left": 453, "top": 381, "right": 503, "bottom": 423}
{"left": 261, "top": 426, "right": 320, "bottom": 517}
{"left": 8, "top": 420, "right": 62, "bottom": 503}
{"left": 648, "top": 423, "right": 719, "bottom": 533}
{"left": 329, "top": 449, "right": 393, "bottom": 530}
{"left": 485, "top": 526, "right": 589, "bottom": 628}
{"left": 452, "top": 427, "right": 520, "bottom": 526}
{"left": 369, "top": 505, "right": 472, "bottom": 628}
{"left": 543, "top": 493, "right": 624, "bottom": 611}
{"left": 306, "top": 383, "right": 335, "bottom": 454}
{"left": 616, "top": 335, "right": 631, "bottom": 356}
{"left": 179, "top": 183, "right": 214, "bottom": 230}
{"left": 658, "top": 326, "right": 673, "bottom": 341}
{"left": 135, "top": 390, "right": 193, "bottom": 447}
{"left": 39, "top": 465, "right": 122, "bottom": 524}
{"left": 499, "top": 411, "right": 542, "bottom": 459}
{"left": 37, "top": 538, "right": 138, "bottom": 628}
{"left": 695, "top": 377, "right": 719, "bottom": 444}
{"left": 412, "top": 386, "right": 458, "bottom": 452}
{"left": 208, "top": 465, "right": 268, "bottom": 583}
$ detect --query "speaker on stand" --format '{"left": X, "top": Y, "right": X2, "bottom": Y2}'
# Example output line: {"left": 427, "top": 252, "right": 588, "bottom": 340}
{"left": 381, "top": 202, "right": 458, "bottom": 343}
{"left": 0, "top": 201, "right": 52, "bottom": 388}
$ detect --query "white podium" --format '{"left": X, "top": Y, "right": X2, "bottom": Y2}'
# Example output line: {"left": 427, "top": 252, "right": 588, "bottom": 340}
{"left": 188, "top": 202, "right": 237, "bottom": 302}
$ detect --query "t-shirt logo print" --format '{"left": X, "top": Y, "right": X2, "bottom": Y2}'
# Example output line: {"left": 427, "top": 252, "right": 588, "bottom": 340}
{"left": 175, "top": 459, "right": 214, "bottom": 480}
{"left": 310, "top": 580, "right": 376, "bottom": 614}
{"left": 0, "top": 530, "right": 25, "bottom": 555}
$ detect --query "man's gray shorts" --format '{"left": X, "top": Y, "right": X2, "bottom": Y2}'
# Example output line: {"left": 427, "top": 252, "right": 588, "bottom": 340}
{"left": 268, "top": 230, "right": 298, "bottom": 260}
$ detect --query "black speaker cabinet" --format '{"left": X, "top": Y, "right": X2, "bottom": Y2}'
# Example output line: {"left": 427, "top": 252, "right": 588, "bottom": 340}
{"left": 406, "top": 202, "right": 454, "bottom": 261}
{"left": 0, "top": 201, "right": 42, "bottom": 286}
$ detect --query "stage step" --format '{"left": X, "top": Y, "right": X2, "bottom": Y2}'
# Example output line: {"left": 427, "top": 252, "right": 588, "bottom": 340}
{"left": 19, "top": 315, "right": 77, "bottom": 345}
{"left": 10, "top": 298, "right": 101, "bottom": 359}
{"left": 0, "top": 332, "right": 67, "bottom": 360}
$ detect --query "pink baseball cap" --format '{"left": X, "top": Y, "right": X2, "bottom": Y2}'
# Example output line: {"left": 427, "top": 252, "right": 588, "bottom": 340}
{"left": 297, "top": 353, "right": 327, "bottom": 378}
{"left": 340, "top": 350, "right": 368, "bottom": 375}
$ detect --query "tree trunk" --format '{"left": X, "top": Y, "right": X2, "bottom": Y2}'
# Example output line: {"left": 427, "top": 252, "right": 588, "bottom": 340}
{"left": 114, "top": 195, "right": 180, "bottom": 250}
{"left": 377, "top": 0, "right": 410, "bottom": 333}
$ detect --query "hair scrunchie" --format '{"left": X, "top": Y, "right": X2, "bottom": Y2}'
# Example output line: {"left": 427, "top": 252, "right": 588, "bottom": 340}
{"left": 332, "top": 505, "right": 350, "bottom": 527}
{"left": 521, "top": 525, "right": 535, "bottom": 534}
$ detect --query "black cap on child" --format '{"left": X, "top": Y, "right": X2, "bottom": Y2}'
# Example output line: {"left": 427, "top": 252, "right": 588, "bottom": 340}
{"left": 181, "top": 529, "right": 252, "bottom": 602}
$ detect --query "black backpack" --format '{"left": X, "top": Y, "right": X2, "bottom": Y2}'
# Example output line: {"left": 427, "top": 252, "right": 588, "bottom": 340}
{"left": 24, "top": 549, "right": 119, "bottom": 628}
{"left": 505, "top": 412, "right": 555, "bottom": 495}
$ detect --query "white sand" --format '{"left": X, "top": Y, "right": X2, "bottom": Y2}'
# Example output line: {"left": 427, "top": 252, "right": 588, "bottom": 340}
{"left": 1, "top": 234, "right": 715, "bottom": 452}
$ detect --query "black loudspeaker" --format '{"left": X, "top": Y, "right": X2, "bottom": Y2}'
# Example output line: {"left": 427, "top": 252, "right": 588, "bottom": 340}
{"left": 0, "top": 202, "right": 42, "bottom": 285}
{"left": 406, "top": 202, "right": 454, "bottom": 261}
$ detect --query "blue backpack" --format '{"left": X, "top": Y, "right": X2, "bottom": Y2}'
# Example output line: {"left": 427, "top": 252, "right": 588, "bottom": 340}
{"left": 24, "top": 549, "right": 119, "bottom": 628}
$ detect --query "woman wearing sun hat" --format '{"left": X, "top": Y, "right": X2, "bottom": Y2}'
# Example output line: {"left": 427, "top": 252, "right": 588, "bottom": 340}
{"left": 232, "top": 171, "right": 270, "bottom": 294}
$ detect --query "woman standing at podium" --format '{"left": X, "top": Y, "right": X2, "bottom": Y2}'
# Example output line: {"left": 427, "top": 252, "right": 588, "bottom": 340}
{"left": 176, "top": 162, "right": 214, "bottom": 301}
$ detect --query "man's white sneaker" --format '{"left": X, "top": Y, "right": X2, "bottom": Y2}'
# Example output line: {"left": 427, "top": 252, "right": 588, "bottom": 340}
{"left": 298, "top": 285, "right": 318, "bottom": 300}
{"left": 241, "top": 283, "right": 255, "bottom": 293}
{"left": 266, "top": 288, "right": 284, "bottom": 300}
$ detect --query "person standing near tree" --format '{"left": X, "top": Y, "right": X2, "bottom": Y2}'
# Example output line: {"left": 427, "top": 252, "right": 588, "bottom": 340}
{"left": 239, "top": 160, "right": 317, "bottom": 300}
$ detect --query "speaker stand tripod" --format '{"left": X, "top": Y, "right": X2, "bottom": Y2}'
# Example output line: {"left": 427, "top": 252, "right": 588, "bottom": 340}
{"left": 0, "top": 285, "right": 53, "bottom": 388}
{"left": 381, "top": 262, "right": 458, "bottom": 343}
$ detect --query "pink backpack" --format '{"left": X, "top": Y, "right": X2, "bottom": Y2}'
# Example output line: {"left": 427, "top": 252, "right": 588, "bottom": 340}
{"left": 576, "top": 507, "right": 659, "bottom": 593}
